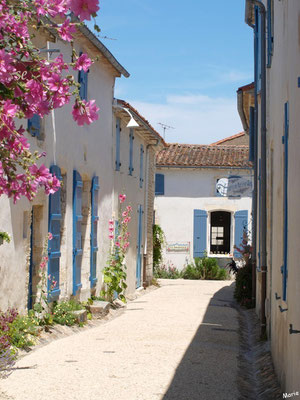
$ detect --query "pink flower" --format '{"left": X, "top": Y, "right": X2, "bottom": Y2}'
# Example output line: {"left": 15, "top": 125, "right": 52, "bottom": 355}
{"left": 74, "top": 53, "right": 92, "bottom": 72}
{"left": 119, "top": 194, "right": 126, "bottom": 203}
{"left": 72, "top": 100, "right": 99, "bottom": 126}
{"left": 109, "top": 219, "right": 114, "bottom": 225}
{"left": 58, "top": 19, "right": 76, "bottom": 42}
{"left": 48, "top": 232, "right": 53, "bottom": 240}
{"left": 126, "top": 205, "right": 132, "bottom": 212}
{"left": 109, "top": 233, "right": 114, "bottom": 240}
{"left": 70, "top": 0, "right": 100, "bottom": 21}
{"left": 40, "top": 261, "right": 46, "bottom": 269}
{"left": 122, "top": 211, "right": 128, "bottom": 217}
{"left": 123, "top": 242, "right": 130, "bottom": 250}
{"left": 115, "top": 241, "right": 120, "bottom": 247}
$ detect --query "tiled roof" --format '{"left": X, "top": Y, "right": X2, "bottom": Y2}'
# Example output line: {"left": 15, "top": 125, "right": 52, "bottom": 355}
{"left": 156, "top": 143, "right": 252, "bottom": 168}
{"left": 210, "top": 132, "right": 245, "bottom": 145}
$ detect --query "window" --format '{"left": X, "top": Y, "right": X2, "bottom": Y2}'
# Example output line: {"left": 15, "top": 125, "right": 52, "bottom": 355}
{"left": 155, "top": 173, "right": 164, "bottom": 195}
{"left": 210, "top": 211, "right": 231, "bottom": 255}
{"left": 78, "top": 53, "right": 88, "bottom": 101}
{"left": 139, "top": 144, "right": 144, "bottom": 188}
{"left": 129, "top": 128, "right": 134, "bottom": 175}
{"left": 115, "top": 118, "right": 121, "bottom": 171}
{"left": 28, "top": 114, "right": 42, "bottom": 139}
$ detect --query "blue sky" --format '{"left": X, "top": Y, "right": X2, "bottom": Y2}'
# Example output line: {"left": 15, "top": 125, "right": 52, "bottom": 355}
{"left": 95, "top": 0, "right": 254, "bottom": 144}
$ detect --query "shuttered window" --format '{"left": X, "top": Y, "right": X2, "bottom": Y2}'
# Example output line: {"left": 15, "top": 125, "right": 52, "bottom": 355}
{"left": 90, "top": 176, "right": 99, "bottom": 288}
{"left": 28, "top": 115, "right": 41, "bottom": 139}
{"left": 193, "top": 210, "right": 207, "bottom": 258}
{"left": 115, "top": 118, "right": 121, "bottom": 171}
{"left": 139, "top": 144, "right": 144, "bottom": 188}
{"left": 155, "top": 173, "right": 164, "bottom": 195}
{"left": 78, "top": 53, "right": 88, "bottom": 101}
{"left": 129, "top": 129, "right": 134, "bottom": 175}
{"left": 48, "top": 165, "right": 62, "bottom": 300}
{"left": 282, "top": 102, "right": 289, "bottom": 301}
{"left": 234, "top": 210, "right": 248, "bottom": 258}
{"left": 73, "top": 170, "right": 83, "bottom": 295}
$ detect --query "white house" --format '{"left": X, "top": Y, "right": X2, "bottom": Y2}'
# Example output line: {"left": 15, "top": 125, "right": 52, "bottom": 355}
{"left": 154, "top": 139, "right": 252, "bottom": 270}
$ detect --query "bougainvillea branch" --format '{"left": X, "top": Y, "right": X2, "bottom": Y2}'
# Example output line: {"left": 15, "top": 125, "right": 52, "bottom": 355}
{"left": 0, "top": 0, "right": 100, "bottom": 202}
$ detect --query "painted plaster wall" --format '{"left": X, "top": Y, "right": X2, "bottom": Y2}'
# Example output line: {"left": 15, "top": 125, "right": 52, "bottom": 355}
{"left": 154, "top": 167, "right": 252, "bottom": 270}
{"left": 264, "top": 0, "right": 300, "bottom": 391}
{"left": 0, "top": 34, "right": 118, "bottom": 311}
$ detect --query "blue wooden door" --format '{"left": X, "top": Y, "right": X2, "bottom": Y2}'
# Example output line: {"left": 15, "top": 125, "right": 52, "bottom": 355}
{"left": 48, "top": 165, "right": 62, "bottom": 300}
{"left": 136, "top": 205, "right": 143, "bottom": 288}
{"left": 193, "top": 210, "right": 207, "bottom": 258}
{"left": 73, "top": 170, "right": 83, "bottom": 295}
{"left": 234, "top": 210, "right": 248, "bottom": 258}
{"left": 90, "top": 176, "right": 99, "bottom": 288}
{"left": 28, "top": 211, "right": 34, "bottom": 310}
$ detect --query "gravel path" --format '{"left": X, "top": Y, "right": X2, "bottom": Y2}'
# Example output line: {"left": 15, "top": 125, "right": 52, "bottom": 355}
{"left": 0, "top": 280, "right": 239, "bottom": 400}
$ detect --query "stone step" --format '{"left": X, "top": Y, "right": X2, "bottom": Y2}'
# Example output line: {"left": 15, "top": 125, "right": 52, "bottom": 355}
{"left": 72, "top": 309, "right": 87, "bottom": 324}
{"left": 89, "top": 301, "right": 110, "bottom": 317}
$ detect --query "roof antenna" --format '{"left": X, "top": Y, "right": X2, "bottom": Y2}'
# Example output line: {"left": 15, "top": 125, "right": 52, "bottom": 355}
{"left": 158, "top": 123, "right": 175, "bottom": 141}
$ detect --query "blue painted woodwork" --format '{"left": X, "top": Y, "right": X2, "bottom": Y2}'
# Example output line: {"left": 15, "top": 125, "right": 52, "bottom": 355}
{"left": 129, "top": 128, "right": 134, "bottom": 175}
{"left": 115, "top": 118, "right": 121, "bottom": 171}
{"left": 258, "top": 159, "right": 262, "bottom": 270}
{"left": 193, "top": 210, "right": 207, "bottom": 258}
{"left": 73, "top": 170, "right": 83, "bottom": 295}
{"left": 249, "top": 107, "right": 255, "bottom": 162}
{"left": 155, "top": 173, "right": 164, "bottom": 195}
{"left": 28, "top": 114, "right": 41, "bottom": 138}
{"left": 136, "top": 205, "right": 143, "bottom": 288}
{"left": 255, "top": 6, "right": 262, "bottom": 93}
{"left": 90, "top": 176, "right": 99, "bottom": 288}
{"left": 282, "top": 102, "right": 289, "bottom": 301}
{"left": 234, "top": 210, "right": 248, "bottom": 258}
{"left": 78, "top": 54, "right": 88, "bottom": 101}
{"left": 139, "top": 145, "right": 144, "bottom": 188}
{"left": 48, "top": 165, "right": 62, "bottom": 300}
{"left": 28, "top": 212, "right": 34, "bottom": 310}
{"left": 267, "top": 0, "right": 273, "bottom": 67}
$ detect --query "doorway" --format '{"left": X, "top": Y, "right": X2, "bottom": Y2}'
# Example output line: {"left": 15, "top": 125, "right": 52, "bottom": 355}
{"left": 210, "top": 211, "right": 231, "bottom": 254}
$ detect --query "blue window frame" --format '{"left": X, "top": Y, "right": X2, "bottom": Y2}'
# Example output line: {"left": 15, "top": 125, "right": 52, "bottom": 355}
{"left": 281, "top": 102, "right": 289, "bottom": 301}
{"left": 139, "top": 144, "right": 144, "bottom": 188}
{"left": 267, "top": 0, "right": 274, "bottom": 68}
{"left": 28, "top": 114, "right": 41, "bottom": 138}
{"left": 129, "top": 128, "right": 134, "bottom": 175}
{"left": 90, "top": 176, "right": 99, "bottom": 288}
{"left": 255, "top": 6, "right": 262, "bottom": 93}
{"left": 155, "top": 173, "right": 164, "bottom": 195}
{"left": 115, "top": 118, "right": 121, "bottom": 171}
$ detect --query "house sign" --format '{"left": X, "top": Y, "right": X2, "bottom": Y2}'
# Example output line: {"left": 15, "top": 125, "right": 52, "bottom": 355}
{"left": 166, "top": 242, "right": 190, "bottom": 253}
{"left": 216, "top": 176, "right": 252, "bottom": 197}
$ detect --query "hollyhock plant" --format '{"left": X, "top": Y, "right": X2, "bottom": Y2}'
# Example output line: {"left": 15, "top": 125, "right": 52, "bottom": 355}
{"left": 0, "top": 0, "right": 100, "bottom": 203}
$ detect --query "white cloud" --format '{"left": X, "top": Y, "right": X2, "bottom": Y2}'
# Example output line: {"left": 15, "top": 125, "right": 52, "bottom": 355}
{"left": 129, "top": 94, "right": 243, "bottom": 144}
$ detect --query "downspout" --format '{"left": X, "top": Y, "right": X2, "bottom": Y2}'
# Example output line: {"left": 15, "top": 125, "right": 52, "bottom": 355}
{"left": 246, "top": 0, "right": 267, "bottom": 336}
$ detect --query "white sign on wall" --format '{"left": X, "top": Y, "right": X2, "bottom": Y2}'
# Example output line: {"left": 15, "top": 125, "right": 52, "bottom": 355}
{"left": 216, "top": 176, "right": 252, "bottom": 197}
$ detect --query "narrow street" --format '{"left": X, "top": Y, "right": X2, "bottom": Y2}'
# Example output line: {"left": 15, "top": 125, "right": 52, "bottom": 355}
{"left": 0, "top": 280, "right": 240, "bottom": 400}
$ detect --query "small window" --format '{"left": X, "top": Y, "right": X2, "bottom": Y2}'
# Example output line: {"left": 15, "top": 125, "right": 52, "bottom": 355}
{"left": 210, "top": 211, "right": 231, "bottom": 254}
{"left": 129, "top": 129, "right": 134, "bottom": 175}
{"left": 155, "top": 173, "right": 164, "bottom": 195}
{"left": 28, "top": 114, "right": 42, "bottom": 139}
{"left": 139, "top": 144, "right": 144, "bottom": 188}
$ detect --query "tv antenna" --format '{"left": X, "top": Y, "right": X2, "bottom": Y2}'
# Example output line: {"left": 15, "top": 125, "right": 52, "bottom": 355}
{"left": 158, "top": 123, "right": 175, "bottom": 140}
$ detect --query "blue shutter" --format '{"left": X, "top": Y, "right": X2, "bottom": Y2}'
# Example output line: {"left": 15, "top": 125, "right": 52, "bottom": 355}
{"left": 78, "top": 53, "right": 88, "bottom": 101}
{"left": 255, "top": 6, "right": 262, "bottom": 93}
{"left": 28, "top": 114, "right": 41, "bottom": 138}
{"left": 129, "top": 129, "right": 134, "bottom": 175}
{"left": 193, "top": 210, "right": 207, "bottom": 258}
{"left": 249, "top": 107, "right": 255, "bottom": 162}
{"left": 155, "top": 173, "right": 164, "bottom": 195}
{"left": 73, "top": 170, "right": 83, "bottom": 295}
{"left": 258, "top": 159, "right": 262, "bottom": 270}
{"left": 267, "top": 0, "right": 273, "bottom": 68}
{"left": 282, "top": 102, "right": 289, "bottom": 301}
{"left": 115, "top": 118, "right": 121, "bottom": 171}
{"left": 234, "top": 210, "right": 248, "bottom": 258}
{"left": 136, "top": 205, "right": 143, "bottom": 288}
{"left": 48, "top": 165, "right": 62, "bottom": 300}
{"left": 90, "top": 176, "right": 99, "bottom": 288}
{"left": 139, "top": 144, "right": 144, "bottom": 188}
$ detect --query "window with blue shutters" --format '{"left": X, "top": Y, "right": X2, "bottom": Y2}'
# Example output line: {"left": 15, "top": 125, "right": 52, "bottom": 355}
{"left": 90, "top": 176, "right": 99, "bottom": 288}
{"left": 193, "top": 210, "right": 207, "bottom": 258}
{"left": 73, "top": 170, "right": 83, "bottom": 295}
{"left": 155, "top": 173, "right": 164, "bottom": 195}
{"left": 78, "top": 53, "right": 88, "bottom": 101}
{"left": 267, "top": 0, "right": 274, "bottom": 68}
{"left": 28, "top": 114, "right": 42, "bottom": 139}
{"left": 48, "top": 165, "right": 62, "bottom": 300}
{"left": 129, "top": 128, "right": 134, "bottom": 175}
{"left": 115, "top": 118, "right": 121, "bottom": 171}
{"left": 281, "top": 102, "right": 289, "bottom": 301}
{"left": 249, "top": 107, "right": 255, "bottom": 162}
{"left": 255, "top": 6, "right": 262, "bottom": 93}
{"left": 139, "top": 144, "right": 144, "bottom": 188}
{"left": 234, "top": 210, "right": 248, "bottom": 258}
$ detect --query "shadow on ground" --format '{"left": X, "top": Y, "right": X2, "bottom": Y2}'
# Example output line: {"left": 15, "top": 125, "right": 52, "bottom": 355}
{"left": 162, "top": 282, "right": 240, "bottom": 400}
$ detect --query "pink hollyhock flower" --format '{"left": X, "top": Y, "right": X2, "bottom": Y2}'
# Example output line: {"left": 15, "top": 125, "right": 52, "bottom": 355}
{"left": 109, "top": 219, "right": 114, "bottom": 226}
{"left": 126, "top": 205, "right": 132, "bottom": 212}
{"left": 115, "top": 241, "right": 120, "bottom": 247}
{"left": 74, "top": 53, "right": 92, "bottom": 72}
{"left": 122, "top": 211, "right": 128, "bottom": 217}
{"left": 58, "top": 19, "right": 76, "bottom": 42}
{"left": 40, "top": 261, "right": 46, "bottom": 269}
{"left": 108, "top": 226, "right": 114, "bottom": 232}
{"left": 2, "top": 100, "right": 19, "bottom": 117}
{"left": 48, "top": 232, "right": 53, "bottom": 240}
{"left": 123, "top": 242, "right": 130, "bottom": 250}
{"left": 119, "top": 194, "right": 126, "bottom": 203}
{"left": 109, "top": 233, "right": 114, "bottom": 240}
{"left": 72, "top": 100, "right": 99, "bottom": 126}
{"left": 70, "top": 0, "right": 100, "bottom": 21}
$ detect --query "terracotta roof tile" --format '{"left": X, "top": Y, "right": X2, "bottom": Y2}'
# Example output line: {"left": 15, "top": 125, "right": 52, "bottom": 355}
{"left": 210, "top": 132, "right": 245, "bottom": 145}
{"left": 156, "top": 143, "right": 252, "bottom": 168}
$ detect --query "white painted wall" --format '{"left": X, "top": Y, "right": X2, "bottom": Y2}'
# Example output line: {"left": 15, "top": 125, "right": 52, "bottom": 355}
{"left": 155, "top": 167, "right": 252, "bottom": 270}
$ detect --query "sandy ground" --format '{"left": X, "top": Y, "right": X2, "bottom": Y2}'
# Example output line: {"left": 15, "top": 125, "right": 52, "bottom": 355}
{"left": 0, "top": 279, "right": 240, "bottom": 400}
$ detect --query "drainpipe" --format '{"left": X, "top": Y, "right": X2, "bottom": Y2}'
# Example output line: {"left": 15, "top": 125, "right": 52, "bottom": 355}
{"left": 246, "top": 0, "right": 267, "bottom": 336}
